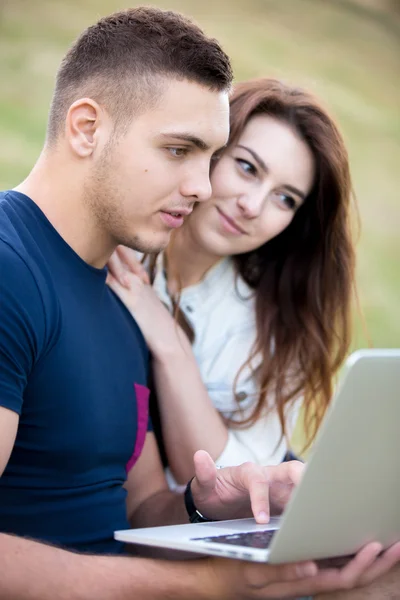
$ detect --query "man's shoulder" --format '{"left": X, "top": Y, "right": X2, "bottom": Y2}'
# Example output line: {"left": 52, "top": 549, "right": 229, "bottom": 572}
{"left": 0, "top": 237, "right": 61, "bottom": 372}
{"left": 0, "top": 237, "right": 49, "bottom": 325}
{"left": 0, "top": 221, "right": 41, "bottom": 299}
{"left": 0, "top": 234, "right": 35, "bottom": 287}
{"left": 0, "top": 194, "right": 60, "bottom": 332}
{"left": 0, "top": 190, "right": 34, "bottom": 264}
{"left": 0, "top": 190, "right": 56, "bottom": 292}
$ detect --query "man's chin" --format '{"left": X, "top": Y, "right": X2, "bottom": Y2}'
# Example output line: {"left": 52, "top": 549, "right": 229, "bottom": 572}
{"left": 122, "top": 233, "right": 170, "bottom": 255}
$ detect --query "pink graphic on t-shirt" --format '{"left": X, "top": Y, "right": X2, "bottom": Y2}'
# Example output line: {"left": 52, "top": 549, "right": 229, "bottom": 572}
{"left": 126, "top": 383, "right": 150, "bottom": 473}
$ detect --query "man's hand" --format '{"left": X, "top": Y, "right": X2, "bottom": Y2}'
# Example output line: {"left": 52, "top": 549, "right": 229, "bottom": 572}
{"left": 191, "top": 450, "right": 303, "bottom": 523}
{"left": 207, "top": 541, "right": 400, "bottom": 599}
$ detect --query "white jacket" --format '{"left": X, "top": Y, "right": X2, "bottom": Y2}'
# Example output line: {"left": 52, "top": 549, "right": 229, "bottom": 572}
{"left": 152, "top": 256, "right": 300, "bottom": 474}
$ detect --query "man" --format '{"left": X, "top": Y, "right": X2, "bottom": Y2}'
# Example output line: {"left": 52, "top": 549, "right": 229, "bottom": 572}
{"left": 0, "top": 7, "right": 398, "bottom": 599}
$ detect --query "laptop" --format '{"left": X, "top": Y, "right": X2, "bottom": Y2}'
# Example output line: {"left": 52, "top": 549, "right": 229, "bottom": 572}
{"left": 115, "top": 349, "right": 400, "bottom": 563}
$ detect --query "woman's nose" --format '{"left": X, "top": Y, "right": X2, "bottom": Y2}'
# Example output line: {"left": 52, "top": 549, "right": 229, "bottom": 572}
{"left": 236, "top": 190, "right": 265, "bottom": 218}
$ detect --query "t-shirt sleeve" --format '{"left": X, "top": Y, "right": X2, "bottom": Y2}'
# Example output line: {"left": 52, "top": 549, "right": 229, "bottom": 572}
{"left": 0, "top": 242, "right": 46, "bottom": 414}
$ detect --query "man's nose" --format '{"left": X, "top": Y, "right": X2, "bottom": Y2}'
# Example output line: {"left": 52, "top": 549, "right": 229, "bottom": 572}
{"left": 180, "top": 167, "right": 213, "bottom": 203}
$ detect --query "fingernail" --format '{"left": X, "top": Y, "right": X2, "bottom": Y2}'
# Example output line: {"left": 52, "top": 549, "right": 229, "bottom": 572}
{"left": 257, "top": 511, "right": 269, "bottom": 522}
{"left": 298, "top": 563, "right": 318, "bottom": 577}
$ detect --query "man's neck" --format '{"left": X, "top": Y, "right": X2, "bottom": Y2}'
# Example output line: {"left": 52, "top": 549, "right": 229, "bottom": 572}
{"left": 15, "top": 151, "right": 115, "bottom": 269}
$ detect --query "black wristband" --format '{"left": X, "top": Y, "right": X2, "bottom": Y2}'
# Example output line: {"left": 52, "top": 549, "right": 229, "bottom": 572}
{"left": 184, "top": 477, "right": 215, "bottom": 523}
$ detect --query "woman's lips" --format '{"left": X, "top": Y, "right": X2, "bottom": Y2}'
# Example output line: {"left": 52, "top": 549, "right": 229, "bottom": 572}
{"left": 217, "top": 207, "right": 246, "bottom": 235}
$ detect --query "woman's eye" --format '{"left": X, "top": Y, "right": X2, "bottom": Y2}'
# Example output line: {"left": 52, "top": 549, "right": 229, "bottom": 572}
{"left": 236, "top": 158, "right": 257, "bottom": 176}
{"left": 276, "top": 193, "right": 297, "bottom": 211}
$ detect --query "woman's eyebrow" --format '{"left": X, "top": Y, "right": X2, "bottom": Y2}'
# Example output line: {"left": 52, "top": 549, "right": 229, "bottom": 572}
{"left": 237, "top": 144, "right": 268, "bottom": 172}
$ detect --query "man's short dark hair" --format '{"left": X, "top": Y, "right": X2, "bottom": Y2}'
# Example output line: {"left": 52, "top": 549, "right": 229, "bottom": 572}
{"left": 47, "top": 6, "right": 233, "bottom": 143}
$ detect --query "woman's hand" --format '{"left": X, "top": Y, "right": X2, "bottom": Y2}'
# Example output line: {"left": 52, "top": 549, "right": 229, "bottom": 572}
{"left": 107, "top": 251, "right": 186, "bottom": 357}
{"left": 107, "top": 246, "right": 150, "bottom": 285}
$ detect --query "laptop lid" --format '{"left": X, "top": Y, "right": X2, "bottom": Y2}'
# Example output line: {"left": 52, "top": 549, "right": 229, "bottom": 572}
{"left": 268, "top": 349, "right": 400, "bottom": 562}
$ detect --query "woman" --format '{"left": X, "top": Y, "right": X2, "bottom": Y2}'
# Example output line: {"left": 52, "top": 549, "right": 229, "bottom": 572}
{"left": 107, "top": 77, "right": 356, "bottom": 487}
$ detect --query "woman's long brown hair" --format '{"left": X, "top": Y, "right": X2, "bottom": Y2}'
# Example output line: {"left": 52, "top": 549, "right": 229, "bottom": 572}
{"left": 153, "top": 78, "right": 358, "bottom": 452}
{"left": 226, "top": 78, "right": 357, "bottom": 451}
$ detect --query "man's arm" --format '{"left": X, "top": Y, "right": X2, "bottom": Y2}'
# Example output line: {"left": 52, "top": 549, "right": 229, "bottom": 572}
{"left": 2, "top": 521, "right": 400, "bottom": 600}
{"left": 0, "top": 533, "right": 218, "bottom": 600}
{"left": 125, "top": 432, "right": 189, "bottom": 528}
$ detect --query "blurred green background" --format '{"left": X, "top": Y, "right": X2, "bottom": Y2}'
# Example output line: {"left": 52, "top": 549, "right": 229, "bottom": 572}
{"left": 1, "top": 0, "right": 399, "bottom": 350}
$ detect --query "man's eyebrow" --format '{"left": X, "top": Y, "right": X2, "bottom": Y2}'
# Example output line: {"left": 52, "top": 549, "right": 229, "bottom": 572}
{"left": 237, "top": 144, "right": 306, "bottom": 199}
{"left": 159, "top": 133, "right": 210, "bottom": 151}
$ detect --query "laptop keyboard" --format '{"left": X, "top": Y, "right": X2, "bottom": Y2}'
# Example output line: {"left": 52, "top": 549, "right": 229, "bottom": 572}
{"left": 191, "top": 529, "right": 277, "bottom": 549}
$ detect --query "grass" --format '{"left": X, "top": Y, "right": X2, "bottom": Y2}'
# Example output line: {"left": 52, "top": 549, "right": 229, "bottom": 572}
{"left": 0, "top": 0, "right": 399, "bottom": 349}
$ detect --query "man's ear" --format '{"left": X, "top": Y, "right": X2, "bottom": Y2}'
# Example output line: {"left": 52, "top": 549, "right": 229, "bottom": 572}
{"left": 65, "top": 98, "right": 104, "bottom": 158}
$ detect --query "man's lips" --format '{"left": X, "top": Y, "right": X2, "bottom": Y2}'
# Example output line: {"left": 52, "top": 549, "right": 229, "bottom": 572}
{"left": 217, "top": 207, "right": 247, "bottom": 235}
{"left": 159, "top": 207, "right": 193, "bottom": 229}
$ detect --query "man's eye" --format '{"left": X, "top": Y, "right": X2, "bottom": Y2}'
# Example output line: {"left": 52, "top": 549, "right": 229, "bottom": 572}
{"left": 167, "top": 147, "right": 189, "bottom": 158}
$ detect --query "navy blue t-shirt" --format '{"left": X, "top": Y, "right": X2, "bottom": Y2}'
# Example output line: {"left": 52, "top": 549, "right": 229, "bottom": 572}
{"left": 0, "top": 191, "right": 150, "bottom": 554}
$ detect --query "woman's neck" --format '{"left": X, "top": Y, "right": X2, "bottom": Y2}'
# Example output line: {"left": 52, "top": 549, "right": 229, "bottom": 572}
{"left": 166, "top": 225, "right": 222, "bottom": 293}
